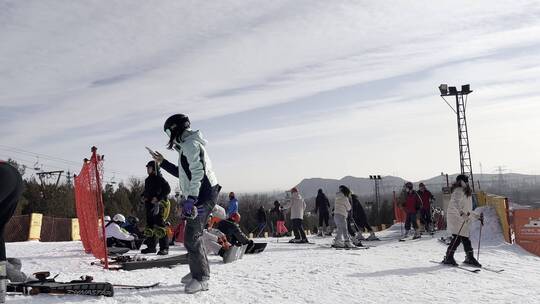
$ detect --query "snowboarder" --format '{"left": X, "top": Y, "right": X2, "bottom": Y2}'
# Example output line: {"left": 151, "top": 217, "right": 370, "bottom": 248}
{"left": 226, "top": 192, "right": 239, "bottom": 218}
{"left": 0, "top": 160, "right": 24, "bottom": 302}
{"left": 349, "top": 194, "right": 378, "bottom": 243}
{"left": 140, "top": 160, "right": 171, "bottom": 256}
{"left": 315, "top": 189, "right": 331, "bottom": 236}
{"left": 270, "top": 201, "right": 288, "bottom": 237}
{"left": 151, "top": 113, "right": 221, "bottom": 294}
{"left": 122, "top": 216, "right": 143, "bottom": 238}
{"left": 399, "top": 182, "right": 422, "bottom": 239}
{"left": 442, "top": 175, "right": 483, "bottom": 267}
{"left": 216, "top": 213, "right": 253, "bottom": 248}
{"left": 333, "top": 185, "right": 354, "bottom": 248}
{"left": 255, "top": 206, "right": 267, "bottom": 237}
{"left": 418, "top": 183, "right": 435, "bottom": 233}
{"left": 283, "top": 188, "right": 308, "bottom": 243}
{"left": 105, "top": 214, "right": 141, "bottom": 249}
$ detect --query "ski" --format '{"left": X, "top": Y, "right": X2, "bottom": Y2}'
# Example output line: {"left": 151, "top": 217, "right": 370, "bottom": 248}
{"left": 113, "top": 282, "right": 160, "bottom": 289}
{"left": 429, "top": 260, "right": 480, "bottom": 273}
{"left": 477, "top": 266, "right": 504, "bottom": 274}
{"left": 399, "top": 236, "right": 421, "bottom": 242}
{"left": 318, "top": 244, "right": 370, "bottom": 250}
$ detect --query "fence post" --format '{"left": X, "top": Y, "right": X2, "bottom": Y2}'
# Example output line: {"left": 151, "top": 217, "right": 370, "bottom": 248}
{"left": 71, "top": 218, "right": 81, "bottom": 241}
{"left": 28, "top": 213, "right": 43, "bottom": 241}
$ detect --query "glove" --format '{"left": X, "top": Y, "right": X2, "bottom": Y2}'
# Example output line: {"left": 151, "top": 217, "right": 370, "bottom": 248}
{"left": 182, "top": 196, "right": 198, "bottom": 218}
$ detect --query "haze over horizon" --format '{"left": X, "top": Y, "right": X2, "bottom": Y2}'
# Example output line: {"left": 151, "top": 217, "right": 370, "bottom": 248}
{"left": 2, "top": 1, "right": 540, "bottom": 193}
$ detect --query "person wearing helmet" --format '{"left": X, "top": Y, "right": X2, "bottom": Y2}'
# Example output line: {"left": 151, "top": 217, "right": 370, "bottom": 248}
{"left": 149, "top": 114, "right": 221, "bottom": 294}
{"left": 0, "top": 160, "right": 26, "bottom": 297}
{"left": 105, "top": 214, "right": 140, "bottom": 249}
{"left": 399, "top": 182, "right": 422, "bottom": 239}
{"left": 140, "top": 160, "right": 171, "bottom": 255}
{"left": 442, "top": 175, "right": 483, "bottom": 267}
{"left": 216, "top": 213, "right": 253, "bottom": 249}
{"left": 418, "top": 183, "right": 435, "bottom": 233}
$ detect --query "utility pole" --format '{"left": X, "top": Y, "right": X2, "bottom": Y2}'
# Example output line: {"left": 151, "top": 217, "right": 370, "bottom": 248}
{"left": 369, "top": 175, "right": 382, "bottom": 224}
{"left": 439, "top": 84, "right": 475, "bottom": 191}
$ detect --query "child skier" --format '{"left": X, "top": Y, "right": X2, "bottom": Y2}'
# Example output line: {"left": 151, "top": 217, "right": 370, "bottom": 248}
{"left": 270, "top": 201, "right": 288, "bottom": 237}
{"left": 151, "top": 113, "right": 221, "bottom": 294}
{"left": 442, "top": 175, "right": 483, "bottom": 267}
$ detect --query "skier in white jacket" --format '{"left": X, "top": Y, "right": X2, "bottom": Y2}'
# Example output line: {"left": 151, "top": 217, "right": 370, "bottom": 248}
{"left": 283, "top": 188, "right": 309, "bottom": 243}
{"left": 333, "top": 185, "right": 354, "bottom": 248}
{"left": 442, "top": 175, "right": 483, "bottom": 267}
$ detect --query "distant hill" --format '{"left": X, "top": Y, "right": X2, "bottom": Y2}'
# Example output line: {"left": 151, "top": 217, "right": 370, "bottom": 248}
{"left": 296, "top": 173, "right": 540, "bottom": 199}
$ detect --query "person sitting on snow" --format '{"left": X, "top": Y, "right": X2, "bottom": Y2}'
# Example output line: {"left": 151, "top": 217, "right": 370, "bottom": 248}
{"left": 105, "top": 214, "right": 141, "bottom": 250}
{"left": 121, "top": 215, "right": 143, "bottom": 238}
{"left": 216, "top": 212, "right": 254, "bottom": 250}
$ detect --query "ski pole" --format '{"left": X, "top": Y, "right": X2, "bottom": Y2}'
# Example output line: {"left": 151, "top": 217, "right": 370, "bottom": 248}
{"left": 477, "top": 213, "right": 484, "bottom": 261}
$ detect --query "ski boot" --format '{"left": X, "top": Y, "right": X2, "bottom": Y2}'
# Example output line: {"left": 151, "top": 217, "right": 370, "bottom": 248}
{"left": 157, "top": 248, "right": 169, "bottom": 255}
{"left": 141, "top": 247, "right": 157, "bottom": 254}
{"left": 332, "top": 239, "right": 345, "bottom": 248}
{"left": 463, "top": 251, "right": 482, "bottom": 268}
{"left": 185, "top": 279, "right": 209, "bottom": 294}
{"left": 181, "top": 273, "right": 192, "bottom": 284}
{"left": 412, "top": 231, "right": 421, "bottom": 240}
{"left": 289, "top": 238, "right": 302, "bottom": 243}
{"left": 344, "top": 240, "right": 355, "bottom": 248}
{"left": 366, "top": 231, "right": 379, "bottom": 241}
{"left": 442, "top": 249, "right": 458, "bottom": 266}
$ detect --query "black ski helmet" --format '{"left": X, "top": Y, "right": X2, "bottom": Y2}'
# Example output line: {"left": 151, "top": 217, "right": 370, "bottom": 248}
{"left": 456, "top": 174, "right": 469, "bottom": 184}
{"left": 164, "top": 114, "right": 190, "bottom": 149}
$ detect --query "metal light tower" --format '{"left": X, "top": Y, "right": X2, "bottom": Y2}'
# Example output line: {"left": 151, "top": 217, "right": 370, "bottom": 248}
{"left": 369, "top": 175, "right": 382, "bottom": 223}
{"left": 439, "top": 84, "right": 475, "bottom": 191}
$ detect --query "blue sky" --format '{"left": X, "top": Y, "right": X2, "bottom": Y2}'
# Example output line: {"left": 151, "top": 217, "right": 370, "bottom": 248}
{"left": 1, "top": 0, "right": 540, "bottom": 192}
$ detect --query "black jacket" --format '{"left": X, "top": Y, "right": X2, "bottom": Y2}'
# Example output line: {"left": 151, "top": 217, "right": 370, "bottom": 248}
{"left": 315, "top": 192, "right": 330, "bottom": 214}
{"left": 142, "top": 173, "right": 170, "bottom": 202}
{"left": 256, "top": 208, "right": 267, "bottom": 223}
{"left": 270, "top": 205, "right": 285, "bottom": 221}
{"left": 216, "top": 220, "right": 250, "bottom": 246}
{"left": 351, "top": 196, "right": 368, "bottom": 223}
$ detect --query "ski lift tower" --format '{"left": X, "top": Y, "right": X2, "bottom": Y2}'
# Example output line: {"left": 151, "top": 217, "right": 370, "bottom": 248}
{"left": 438, "top": 84, "right": 475, "bottom": 191}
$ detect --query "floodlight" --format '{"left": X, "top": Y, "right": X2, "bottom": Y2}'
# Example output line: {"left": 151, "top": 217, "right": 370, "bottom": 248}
{"left": 439, "top": 84, "right": 448, "bottom": 95}
{"left": 448, "top": 86, "right": 458, "bottom": 95}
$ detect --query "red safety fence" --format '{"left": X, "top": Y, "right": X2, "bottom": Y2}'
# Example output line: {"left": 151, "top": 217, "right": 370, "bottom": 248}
{"left": 74, "top": 147, "right": 108, "bottom": 268}
{"left": 393, "top": 191, "right": 406, "bottom": 223}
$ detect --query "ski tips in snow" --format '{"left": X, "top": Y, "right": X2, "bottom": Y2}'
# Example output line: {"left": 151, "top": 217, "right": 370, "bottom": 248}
{"left": 429, "top": 260, "right": 480, "bottom": 273}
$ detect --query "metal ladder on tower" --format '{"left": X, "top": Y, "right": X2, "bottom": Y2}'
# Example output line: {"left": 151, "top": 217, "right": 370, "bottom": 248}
{"left": 456, "top": 94, "right": 475, "bottom": 191}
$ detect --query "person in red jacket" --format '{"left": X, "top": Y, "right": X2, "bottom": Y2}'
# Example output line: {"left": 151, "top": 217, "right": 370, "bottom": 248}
{"left": 418, "top": 183, "right": 434, "bottom": 233}
{"left": 399, "top": 182, "right": 422, "bottom": 239}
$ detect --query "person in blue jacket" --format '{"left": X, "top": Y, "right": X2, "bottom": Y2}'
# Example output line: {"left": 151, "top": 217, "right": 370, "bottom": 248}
{"left": 150, "top": 114, "right": 221, "bottom": 294}
{"left": 226, "top": 192, "right": 239, "bottom": 217}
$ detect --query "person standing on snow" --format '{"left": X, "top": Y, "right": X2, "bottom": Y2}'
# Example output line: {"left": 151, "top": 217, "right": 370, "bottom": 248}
{"left": 283, "top": 188, "right": 308, "bottom": 243}
{"left": 150, "top": 114, "right": 221, "bottom": 294}
{"left": 418, "top": 183, "right": 435, "bottom": 233}
{"left": 0, "top": 160, "right": 25, "bottom": 301}
{"left": 333, "top": 185, "right": 354, "bottom": 248}
{"left": 226, "top": 192, "right": 239, "bottom": 218}
{"left": 270, "top": 200, "right": 288, "bottom": 237}
{"left": 348, "top": 194, "right": 378, "bottom": 244}
{"left": 442, "top": 175, "right": 483, "bottom": 267}
{"left": 255, "top": 206, "right": 267, "bottom": 237}
{"left": 399, "top": 182, "right": 422, "bottom": 239}
{"left": 140, "top": 161, "right": 171, "bottom": 255}
{"left": 315, "top": 189, "right": 331, "bottom": 236}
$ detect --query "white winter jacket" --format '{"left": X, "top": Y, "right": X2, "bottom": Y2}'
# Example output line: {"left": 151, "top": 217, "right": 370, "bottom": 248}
{"left": 284, "top": 192, "right": 306, "bottom": 219}
{"left": 334, "top": 192, "right": 351, "bottom": 217}
{"left": 173, "top": 129, "right": 218, "bottom": 198}
{"left": 105, "top": 222, "right": 134, "bottom": 241}
{"left": 446, "top": 187, "right": 479, "bottom": 237}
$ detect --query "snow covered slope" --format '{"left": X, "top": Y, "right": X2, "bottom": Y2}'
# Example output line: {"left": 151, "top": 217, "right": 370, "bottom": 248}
{"left": 6, "top": 207, "right": 540, "bottom": 304}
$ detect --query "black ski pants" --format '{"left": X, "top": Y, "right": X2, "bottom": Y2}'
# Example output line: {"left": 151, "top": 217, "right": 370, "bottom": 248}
{"left": 446, "top": 234, "right": 474, "bottom": 254}
{"left": 291, "top": 218, "right": 307, "bottom": 240}
{"left": 318, "top": 211, "right": 329, "bottom": 227}
{"left": 420, "top": 208, "right": 432, "bottom": 227}
{"left": 0, "top": 163, "right": 23, "bottom": 260}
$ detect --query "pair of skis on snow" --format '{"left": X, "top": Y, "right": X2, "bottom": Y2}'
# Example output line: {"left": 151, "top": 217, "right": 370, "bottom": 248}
{"left": 7, "top": 272, "right": 159, "bottom": 298}
{"left": 429, "top": 261, "right": 504, "bottom": 274}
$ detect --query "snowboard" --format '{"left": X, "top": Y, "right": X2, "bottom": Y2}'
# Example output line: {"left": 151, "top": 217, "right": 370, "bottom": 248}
{"left": 119, "top": 254, "right": 188, "bottom": 271}
{"left": 223, "top": 245, "right": 242, "bottom": 264}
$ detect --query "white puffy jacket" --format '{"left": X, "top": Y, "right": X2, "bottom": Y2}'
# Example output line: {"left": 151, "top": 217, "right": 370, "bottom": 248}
{"left": 284, "top": 192, "right": 306, "bottom": 219}
{"left": 105, "top": 222, "right": 134, "bottom": 241}
{"left": 446, "top": 187, "right": 479, "bottom": 237}
{"left": 334, "top": 192, "right": 351, "bottom": 217}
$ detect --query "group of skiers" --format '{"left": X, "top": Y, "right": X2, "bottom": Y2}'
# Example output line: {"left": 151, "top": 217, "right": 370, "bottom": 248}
{"left": 398, "top": 182, "right": 435, "bottom": 239}
{"left": 0, "top": 113, "right": 487, "bottom": 299}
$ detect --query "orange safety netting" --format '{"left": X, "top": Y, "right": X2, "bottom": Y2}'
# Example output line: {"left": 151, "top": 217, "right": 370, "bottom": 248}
{"left": 393, "top": 191, "right": 406, "bottom": 223}
{"left": 74, "top": 147, "right": 108, "bottom": 268}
